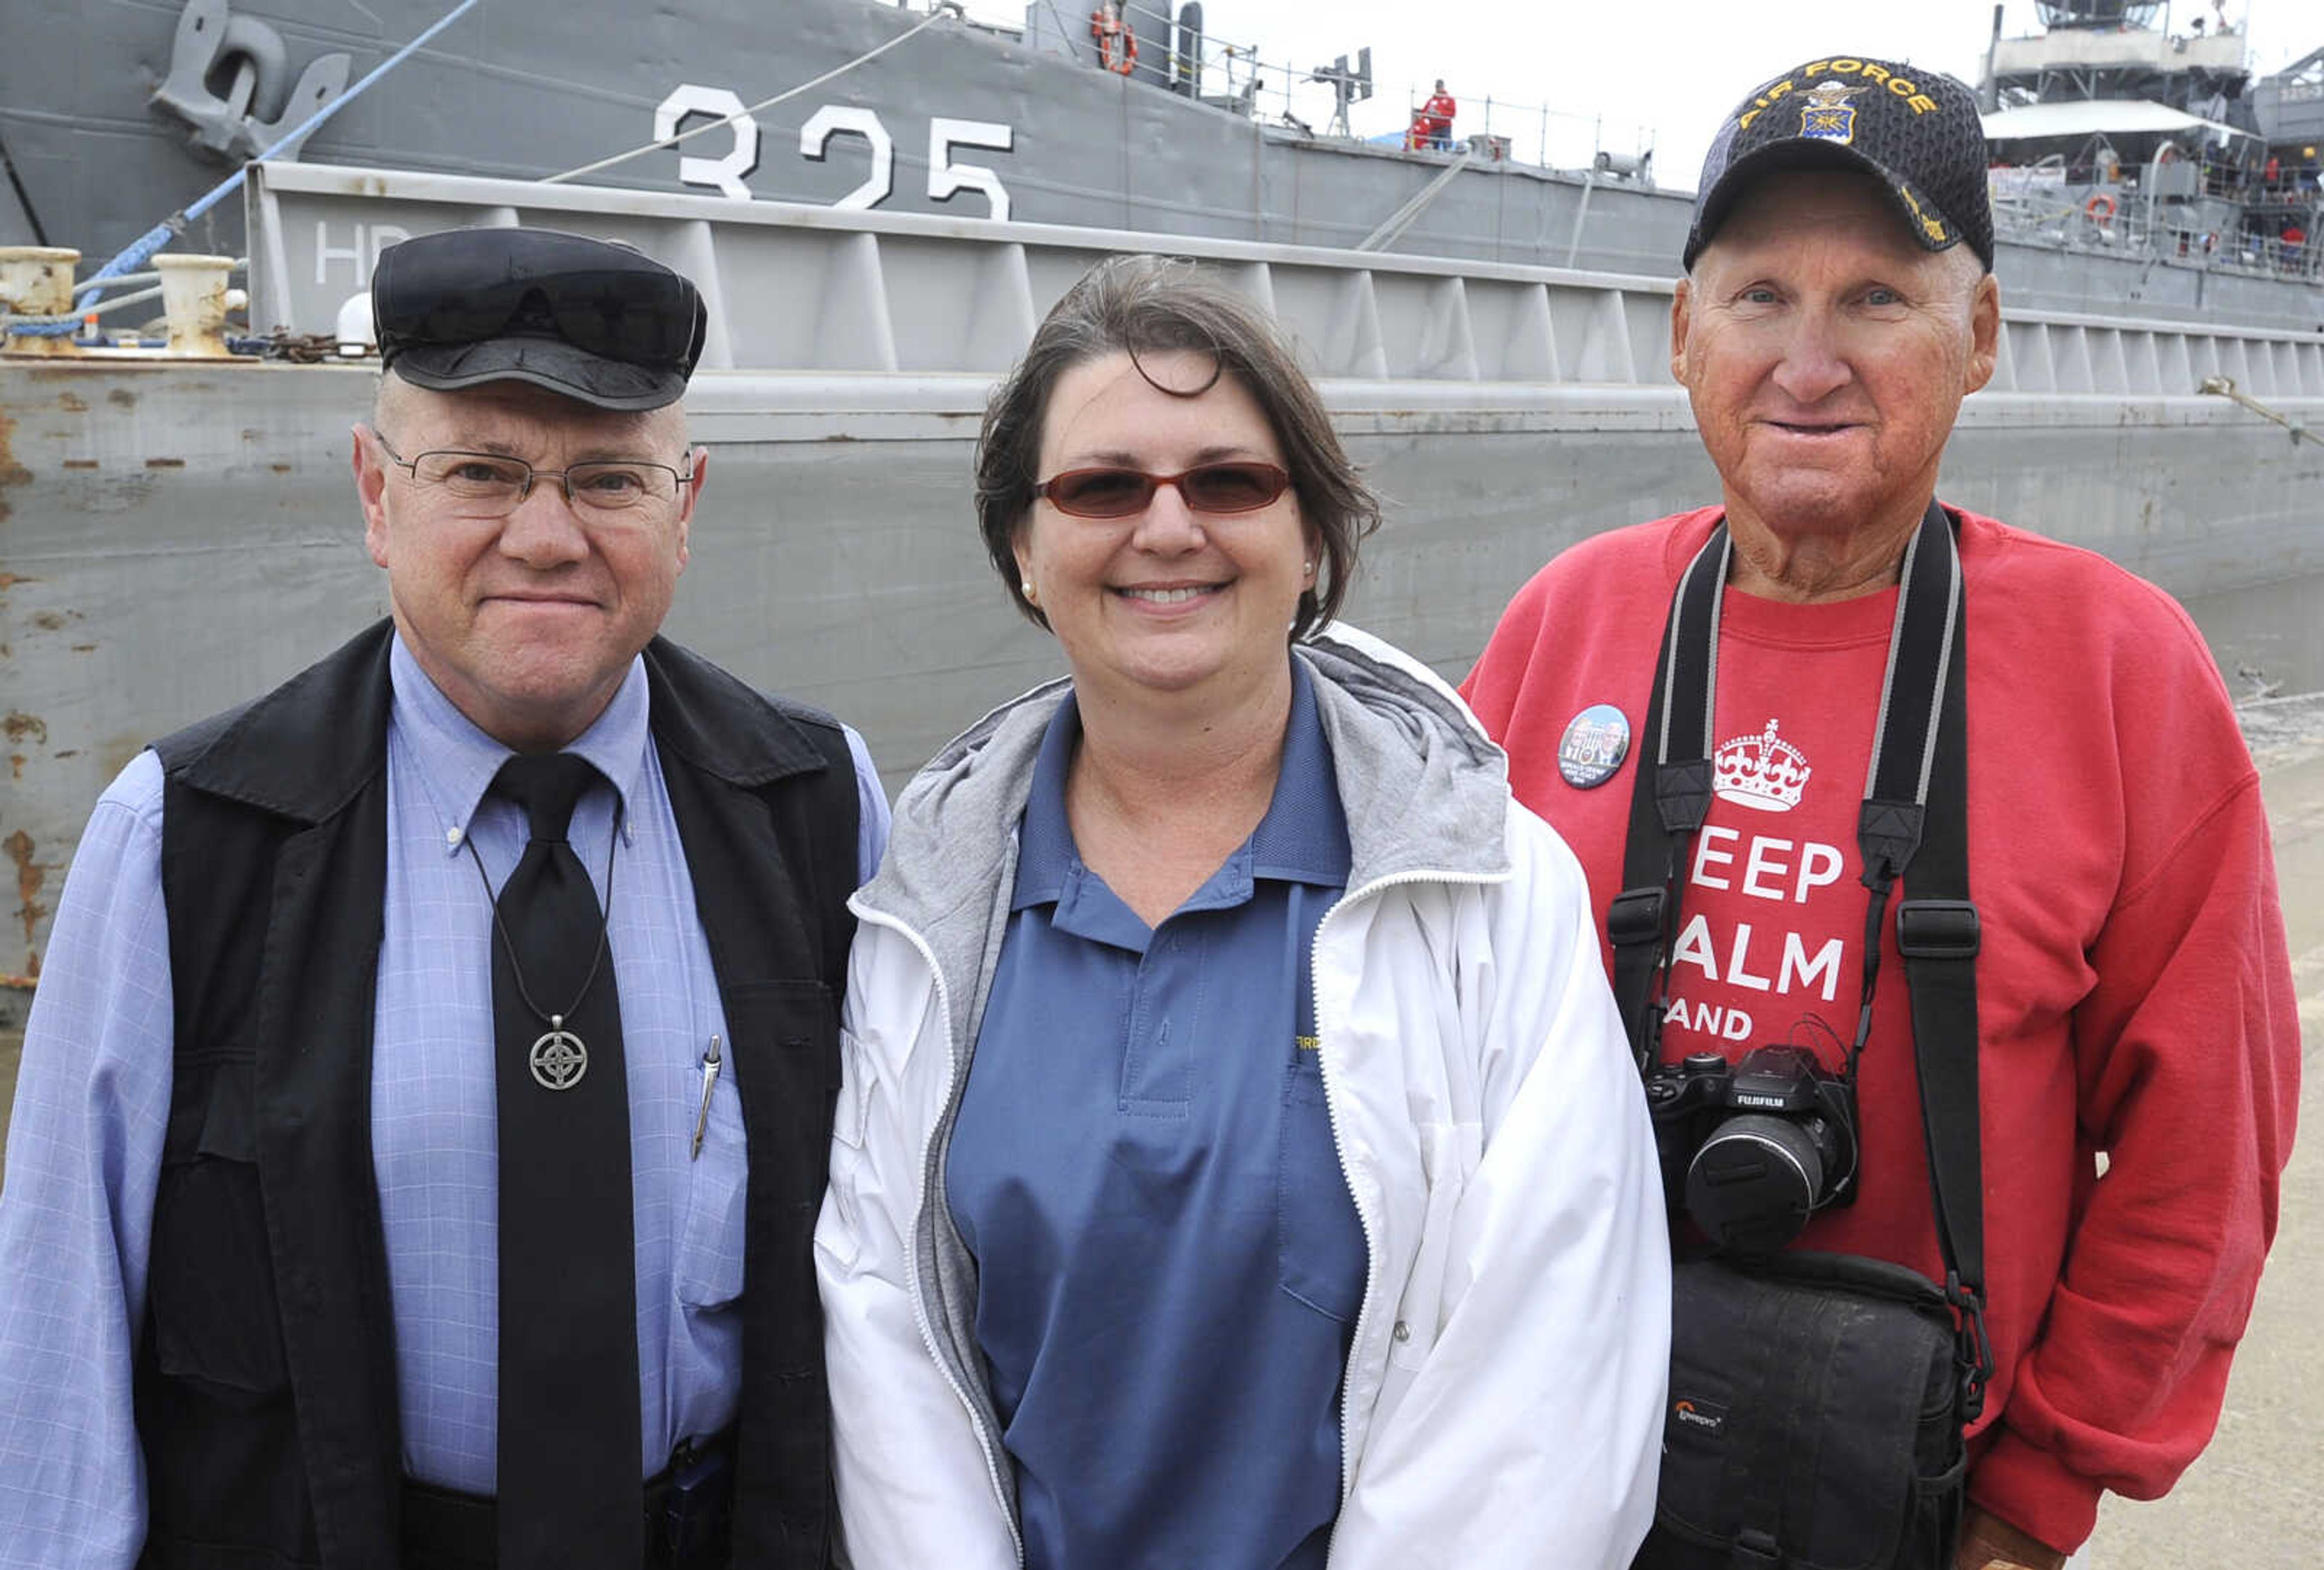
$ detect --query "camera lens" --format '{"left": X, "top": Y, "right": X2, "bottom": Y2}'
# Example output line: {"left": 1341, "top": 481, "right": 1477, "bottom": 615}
{"left": 1685, "top": 1114, "right": 1828, "bottom": 1252}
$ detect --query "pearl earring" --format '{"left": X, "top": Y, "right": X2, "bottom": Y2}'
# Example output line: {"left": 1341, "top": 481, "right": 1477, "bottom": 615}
{"left": 1022, "top": 580, "right": 1039, "bottom": 603}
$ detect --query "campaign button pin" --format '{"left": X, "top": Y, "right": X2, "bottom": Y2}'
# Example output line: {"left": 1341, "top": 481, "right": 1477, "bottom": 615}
{"left": 1557, "top": 703, "right": 1631, "bottom": 789}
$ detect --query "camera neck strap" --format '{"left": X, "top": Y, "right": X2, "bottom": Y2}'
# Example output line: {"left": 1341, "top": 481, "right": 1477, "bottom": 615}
{"left": 1607, "top": 502, "right": 1992, "bottom": 1417}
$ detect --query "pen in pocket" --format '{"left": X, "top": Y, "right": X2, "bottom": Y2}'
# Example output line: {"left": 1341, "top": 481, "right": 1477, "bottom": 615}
{"left": 690, "top": 1034, "right": 722, "bottom": 1160}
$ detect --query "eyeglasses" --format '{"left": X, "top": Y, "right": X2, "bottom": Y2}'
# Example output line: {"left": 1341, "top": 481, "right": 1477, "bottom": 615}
{"left": 1033, "top": 462, "right": 1292, "bottom": 519}
{"left": 372, "top": 432, "right": 694, "bottom": 518}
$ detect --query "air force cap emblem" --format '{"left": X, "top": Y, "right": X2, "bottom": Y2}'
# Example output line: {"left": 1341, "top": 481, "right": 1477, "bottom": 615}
{"left": 1799, "top": 80, "right": 1868, "bottom": 143}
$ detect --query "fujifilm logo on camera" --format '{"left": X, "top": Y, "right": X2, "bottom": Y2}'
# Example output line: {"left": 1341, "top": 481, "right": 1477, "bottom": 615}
{"left": 1733, "top": 1092, "right": 1787, "bottom": 1109}
{"left": 1672, "top": 1399, "right": 1727, "bottom": 1434}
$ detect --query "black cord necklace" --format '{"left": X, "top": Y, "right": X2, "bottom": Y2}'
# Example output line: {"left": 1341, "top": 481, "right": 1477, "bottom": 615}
{"left": 465, "top": 809, "right": 621, "bottom": 1092}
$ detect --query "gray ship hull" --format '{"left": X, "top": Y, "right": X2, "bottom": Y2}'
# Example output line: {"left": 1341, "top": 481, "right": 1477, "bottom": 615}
{"left": 1, "top": 0, "right": 1695, "bottom": 272}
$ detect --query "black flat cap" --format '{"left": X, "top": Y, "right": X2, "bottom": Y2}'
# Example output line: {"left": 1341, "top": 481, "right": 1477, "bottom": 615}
{"left": 371, "top": 228, "right": 709, "bottom": 411}
{"left": 1685, "top": 56, "right": 1993, "bottom": 272}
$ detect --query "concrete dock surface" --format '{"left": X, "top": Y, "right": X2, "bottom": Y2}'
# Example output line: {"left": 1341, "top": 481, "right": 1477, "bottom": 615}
{"left": 1, "top": 694, "right": 2319, "bottom": 1564}
{"left": 2083, "top": 693, "right": 2324, "bottom": 1570}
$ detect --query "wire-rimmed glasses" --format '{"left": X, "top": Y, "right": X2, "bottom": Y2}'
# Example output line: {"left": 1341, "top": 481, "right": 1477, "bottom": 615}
{"left": 371, "top": 430, "right": 694, "bottom": 519}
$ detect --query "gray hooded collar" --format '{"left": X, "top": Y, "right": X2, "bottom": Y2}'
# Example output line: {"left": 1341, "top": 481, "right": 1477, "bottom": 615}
{"left": 857, "top": 625, "right": 1513, "bottom": 1039}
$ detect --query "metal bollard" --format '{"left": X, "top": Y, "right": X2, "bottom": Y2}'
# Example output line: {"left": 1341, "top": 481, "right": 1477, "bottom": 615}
{"left": 0, "top": 246, "right": 85, "bottom": 356}
{"left": 154, "top": 254, "right": 239, "bottom": 357}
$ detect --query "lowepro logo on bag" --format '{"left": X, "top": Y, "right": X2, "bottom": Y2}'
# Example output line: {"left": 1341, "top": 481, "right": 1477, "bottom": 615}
{"left": 1670, "top": 1398, "right": 1726, "bottom": 1435}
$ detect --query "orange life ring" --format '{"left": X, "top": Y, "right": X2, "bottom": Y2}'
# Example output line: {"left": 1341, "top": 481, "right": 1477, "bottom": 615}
{"left": 1092, "top": 12, "right": 1136, "bottom": 74}
{"left": 2086, "top": 193, "right": 2118, "bottom": 222}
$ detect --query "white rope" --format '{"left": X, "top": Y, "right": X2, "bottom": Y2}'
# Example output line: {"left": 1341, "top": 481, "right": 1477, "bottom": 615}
{"left": 2, "top": 260, "right": 248, "bottom": 332}
{"left": 545, "top": 2, "right": 964, "bottom": 185}
{"left": 4, "top": 284, "right": 168, "bottom": 329}
{"left": 65, "top": 269, "right": 169, "bottom": 294}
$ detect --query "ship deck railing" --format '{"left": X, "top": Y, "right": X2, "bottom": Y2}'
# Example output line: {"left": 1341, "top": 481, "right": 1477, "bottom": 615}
{"left": 1012, "top": 0, "right": 1656, "bottom": 176}
{"left": 1990, "top": 180, "right": 2324, "bottom": 286}
{"left": 229, "top": 163, "right": 2324, "bottom": 404}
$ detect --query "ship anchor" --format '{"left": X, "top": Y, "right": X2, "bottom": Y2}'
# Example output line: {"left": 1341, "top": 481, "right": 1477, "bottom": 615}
{"left": 151, "top": 0, "right": 352, "bottom": 165}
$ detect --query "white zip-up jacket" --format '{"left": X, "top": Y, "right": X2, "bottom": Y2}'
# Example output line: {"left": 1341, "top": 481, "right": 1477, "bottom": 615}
{"left": 815, "top": 627, "right": 1670, "bottom": 1569}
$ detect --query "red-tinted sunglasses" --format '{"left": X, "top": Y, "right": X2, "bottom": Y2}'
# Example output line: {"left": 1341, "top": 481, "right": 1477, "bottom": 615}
{"left": 1033, "top": 462, "right": 1292, "bottom": 519}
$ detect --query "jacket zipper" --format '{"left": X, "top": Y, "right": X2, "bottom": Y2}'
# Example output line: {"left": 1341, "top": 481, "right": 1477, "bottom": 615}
{"left": 864, "top": 843, "right": 1505, "bottom": 1552}
{"left": 852, "top": 901, "right": 1028, "bottom": 1566}
{"left": 1307, "top": 862, "right": 1505, "bottom": 1506}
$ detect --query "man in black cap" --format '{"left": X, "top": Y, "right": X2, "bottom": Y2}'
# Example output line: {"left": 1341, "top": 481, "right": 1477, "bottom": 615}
{"left": 1465, "top": 57, "right": 2297, "bottom": 1570}
{"left": 0, "top": 227, "right": 888, "bottom": 1568}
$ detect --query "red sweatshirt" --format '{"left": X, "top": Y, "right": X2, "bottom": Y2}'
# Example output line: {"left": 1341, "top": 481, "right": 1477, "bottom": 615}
{"left": 1462, "top": 505, "right": 2300, "bottom": 1552}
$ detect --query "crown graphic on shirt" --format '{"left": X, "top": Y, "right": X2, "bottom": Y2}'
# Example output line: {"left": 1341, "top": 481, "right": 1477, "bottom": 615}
{"left": 1712, "top": 720, "right": 1811, "bottom": 812}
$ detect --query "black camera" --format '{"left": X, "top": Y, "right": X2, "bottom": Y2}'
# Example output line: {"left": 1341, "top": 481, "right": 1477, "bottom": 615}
{"left": 1643, "top": 1045, "right": 1860, "bottom": 1253}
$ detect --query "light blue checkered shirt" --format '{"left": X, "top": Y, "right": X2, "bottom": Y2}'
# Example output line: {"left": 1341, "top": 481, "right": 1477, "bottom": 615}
{"left": 0, "top": 636, "right": 888, "bottom": 1567}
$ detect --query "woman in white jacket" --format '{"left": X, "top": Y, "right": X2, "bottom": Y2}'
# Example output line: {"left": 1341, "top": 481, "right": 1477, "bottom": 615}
{"left": 815, "top": 256, "right": 1668, "bottom": 1569}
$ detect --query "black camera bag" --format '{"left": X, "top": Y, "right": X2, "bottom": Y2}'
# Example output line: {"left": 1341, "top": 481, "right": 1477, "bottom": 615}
{"left": 1642, "top": 1252, "right": 1967, "bottom": 1570}
{"left": 1611, "top": 508, "right": 1991, "bottom": 1570}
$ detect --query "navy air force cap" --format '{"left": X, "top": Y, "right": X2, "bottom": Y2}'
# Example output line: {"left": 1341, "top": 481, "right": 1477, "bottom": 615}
{"left": 1685, "top": 57, "right": 1994, "bottom": 273}
{"left": 371, "top": 228, "right": 709, "bottom": 411}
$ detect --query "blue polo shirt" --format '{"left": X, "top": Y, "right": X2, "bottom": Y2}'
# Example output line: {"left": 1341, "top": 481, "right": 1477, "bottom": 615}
{"left": 946, "top": 660, "right": 1369, "bottom": 1570}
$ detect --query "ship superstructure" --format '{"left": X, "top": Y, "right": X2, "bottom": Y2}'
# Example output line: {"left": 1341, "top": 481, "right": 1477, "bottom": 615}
{"left": 1981, "top": 1, "right": 2320, "bottom": 286}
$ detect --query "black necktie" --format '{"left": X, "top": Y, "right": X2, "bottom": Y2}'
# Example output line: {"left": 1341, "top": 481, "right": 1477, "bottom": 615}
{"left": 488, "top": 754, "right": 643, "bottom": 1566}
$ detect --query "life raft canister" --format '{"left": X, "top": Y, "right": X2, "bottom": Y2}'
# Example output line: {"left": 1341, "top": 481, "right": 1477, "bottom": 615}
{"left": 1092, "top": 9, "right": 1137, "bottom": 74}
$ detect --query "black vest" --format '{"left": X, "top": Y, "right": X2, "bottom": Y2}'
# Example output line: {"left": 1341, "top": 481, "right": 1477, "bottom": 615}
{"left": 134, "top": 622, "right": 858, "bottom": 1569}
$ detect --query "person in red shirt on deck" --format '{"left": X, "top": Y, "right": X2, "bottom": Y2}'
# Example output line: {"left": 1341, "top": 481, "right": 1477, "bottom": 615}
{"left": 1422, "top": 79, "right": 1457, "bottom": 150}
{"left": 1462, "top": 55, "right": 2299, "bottom": 1570}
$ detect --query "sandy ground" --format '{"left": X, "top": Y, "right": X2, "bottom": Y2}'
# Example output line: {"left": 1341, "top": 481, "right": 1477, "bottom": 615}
{"left": 1, "top": 697, "right": 2319, "bottom": 1563}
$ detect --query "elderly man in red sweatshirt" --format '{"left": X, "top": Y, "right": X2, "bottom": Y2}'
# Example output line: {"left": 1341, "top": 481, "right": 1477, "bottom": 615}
{"left": 1464, "top": 56, "right": 2299, "bottom": 1570}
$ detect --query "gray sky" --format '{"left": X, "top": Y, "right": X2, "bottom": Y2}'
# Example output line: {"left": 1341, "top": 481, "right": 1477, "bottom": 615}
{"left": 970, "top": 1, "right": 2317, "bottom": 193}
